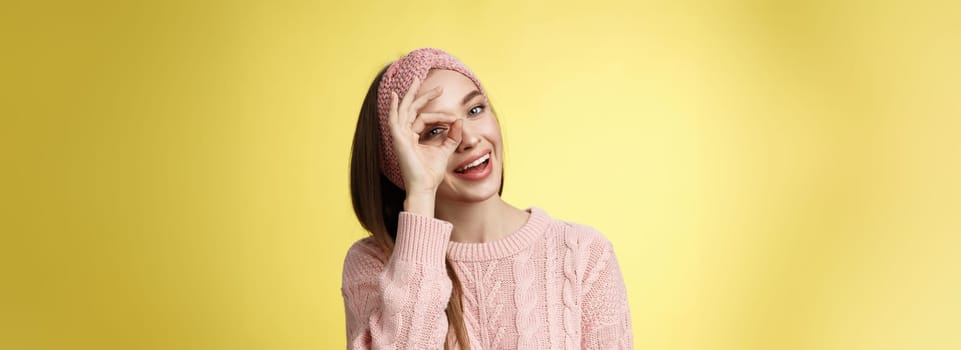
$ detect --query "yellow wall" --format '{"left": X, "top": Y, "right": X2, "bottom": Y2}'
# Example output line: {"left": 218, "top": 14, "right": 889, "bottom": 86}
{"left": 2, "top": 0, "right": 959, "bottom": 349}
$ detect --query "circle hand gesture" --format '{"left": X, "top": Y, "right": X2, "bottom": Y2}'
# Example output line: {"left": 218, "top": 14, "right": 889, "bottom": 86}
{"left": 387, "top": 77, "right": 463, "bottom": 194}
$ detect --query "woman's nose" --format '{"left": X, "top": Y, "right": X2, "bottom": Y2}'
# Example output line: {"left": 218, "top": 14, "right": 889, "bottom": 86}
{"left": 457, "top": 121, "right": 480, "bottom": 152}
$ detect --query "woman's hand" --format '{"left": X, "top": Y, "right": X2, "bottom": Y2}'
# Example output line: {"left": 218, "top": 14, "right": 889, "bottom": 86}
{"left": 387, "top": 77, "right": 463, "bottom": 197}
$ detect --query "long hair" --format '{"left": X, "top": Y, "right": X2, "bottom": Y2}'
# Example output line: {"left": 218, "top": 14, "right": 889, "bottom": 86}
{"left": 349, "top": 65, "right": 504, "bottom": 349}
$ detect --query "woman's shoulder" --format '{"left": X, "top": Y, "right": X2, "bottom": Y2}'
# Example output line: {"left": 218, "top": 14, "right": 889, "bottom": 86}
{"left": 341, "top": 236, "right": 389, "bottom": 285}
{"left": 344, "top": 236, "right": 387, "bottom": 264}
{"left": 536, "top": 207, "right": 615, "bottom": 253}
{"left": 536, "top": 208, "right": 620, "bottom": 283}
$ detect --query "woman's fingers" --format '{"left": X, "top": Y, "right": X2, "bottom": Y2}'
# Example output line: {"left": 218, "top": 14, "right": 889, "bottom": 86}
{"left": 442, "top": 119, "right": 464, "bottom": 151}
{"left": 411, "top": 112, "right": 457, "bottom": 135}
{"left": 408, "top": 86, "right": 443, "bottom": 118}
{"left": 398, "top": 77, "right": 422, "bottom": 124}
{"left": 388, "top": 91, "right": 400, "bottom": 127}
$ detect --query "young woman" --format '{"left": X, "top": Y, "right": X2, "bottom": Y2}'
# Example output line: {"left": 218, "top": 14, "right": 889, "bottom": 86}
{"left": 343, "top": 48, "right": 633, "bottom": 349}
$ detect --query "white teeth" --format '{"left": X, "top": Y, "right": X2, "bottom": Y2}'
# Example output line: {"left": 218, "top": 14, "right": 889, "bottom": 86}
{"left": 458, "top": 153, "right": 490, "bottom": 171}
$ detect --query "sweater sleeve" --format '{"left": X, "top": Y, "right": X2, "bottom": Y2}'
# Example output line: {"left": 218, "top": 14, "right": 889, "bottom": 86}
{"left": 580, "top": 239, "right": 634, "bottom": 349}
{"left": 341, "top": 212, "right": 454, "bottom": 349}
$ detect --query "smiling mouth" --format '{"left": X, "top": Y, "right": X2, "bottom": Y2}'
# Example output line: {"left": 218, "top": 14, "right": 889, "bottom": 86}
{"left": 455, "top": 153, "right": 491, "bottom": 173}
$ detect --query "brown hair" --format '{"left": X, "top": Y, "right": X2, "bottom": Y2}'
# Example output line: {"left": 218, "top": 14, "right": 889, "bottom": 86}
{"left": 349, "top": 65, "right": 504, "bottom": 349}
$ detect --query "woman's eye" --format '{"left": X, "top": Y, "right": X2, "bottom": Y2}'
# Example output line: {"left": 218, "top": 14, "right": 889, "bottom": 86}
{"left": 469, "top": 105, "right": 486, "bottom": 116}
{"left": 422, "top": 126, "right": 446, "bottom": 139}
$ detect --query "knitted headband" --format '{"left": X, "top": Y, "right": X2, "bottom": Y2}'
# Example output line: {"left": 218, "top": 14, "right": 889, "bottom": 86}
{"left": 376, "top": 48, "right": 486, "bottom": 190}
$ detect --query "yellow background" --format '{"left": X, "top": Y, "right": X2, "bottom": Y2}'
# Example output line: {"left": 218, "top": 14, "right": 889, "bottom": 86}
{"left": 2, "top": 0, "right": 959, "bottom": 349}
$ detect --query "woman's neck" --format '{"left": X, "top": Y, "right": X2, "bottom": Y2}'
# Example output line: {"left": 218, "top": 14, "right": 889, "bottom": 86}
{"left": 434, "top": 196, "right": 529, "bottom": 243}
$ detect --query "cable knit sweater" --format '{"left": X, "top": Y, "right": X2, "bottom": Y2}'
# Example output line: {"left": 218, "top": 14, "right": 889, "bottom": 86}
{"left": 341, "top": 207, "right": 633, "bottom": 349}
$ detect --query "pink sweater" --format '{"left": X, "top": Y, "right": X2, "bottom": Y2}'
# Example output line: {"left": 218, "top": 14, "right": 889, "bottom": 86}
{"left": 341, "top": 207, "right": 633, "bottom": 349}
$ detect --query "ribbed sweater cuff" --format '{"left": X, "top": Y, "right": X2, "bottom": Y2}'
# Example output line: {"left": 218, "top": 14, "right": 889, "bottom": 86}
{"left": 394, "top": 212, "right": 453, "bottom": 265}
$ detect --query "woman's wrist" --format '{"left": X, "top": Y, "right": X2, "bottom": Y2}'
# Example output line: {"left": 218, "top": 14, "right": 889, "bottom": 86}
{"left": 403, "top": 189, "right": 437, "bottom": 217}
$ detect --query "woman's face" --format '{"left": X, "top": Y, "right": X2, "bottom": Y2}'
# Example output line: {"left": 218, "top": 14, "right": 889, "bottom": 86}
{"left": 416, "top": 69, "right": 503, "bottom": 203}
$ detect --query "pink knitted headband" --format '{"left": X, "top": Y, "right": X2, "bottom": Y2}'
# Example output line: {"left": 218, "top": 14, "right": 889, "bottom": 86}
{"left": 376, "top": 48, "right": 486, "bottom": 190}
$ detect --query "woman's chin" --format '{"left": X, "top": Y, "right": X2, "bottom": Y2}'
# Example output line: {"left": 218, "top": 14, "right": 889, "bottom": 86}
{"left": 438, "top": 178, "right": 501, "bottom": 203}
